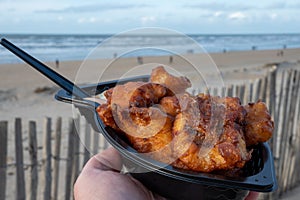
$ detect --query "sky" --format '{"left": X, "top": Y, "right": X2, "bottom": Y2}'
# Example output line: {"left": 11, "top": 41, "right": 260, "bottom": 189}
{"left": 1, "top": 0, "right": 300, "bottom": 34}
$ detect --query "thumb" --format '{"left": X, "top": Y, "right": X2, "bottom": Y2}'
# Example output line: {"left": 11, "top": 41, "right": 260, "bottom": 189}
{"left": 85, "top": 147, "right": 123, "bottom": 172}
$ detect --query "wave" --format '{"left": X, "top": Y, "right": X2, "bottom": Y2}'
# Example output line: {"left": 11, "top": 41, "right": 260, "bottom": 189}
{"left": 0, "top": 33, "right": 299, "bottom": 64}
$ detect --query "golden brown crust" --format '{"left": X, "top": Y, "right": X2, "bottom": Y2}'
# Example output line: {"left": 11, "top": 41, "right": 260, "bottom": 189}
{"left": 96, "top": 103, "right": 120, "bottom": 131}
{"left": 244, "top": 101, "right": 274, "bottom": 146}
{"left": 96, "top": 66, "right": 273, "bottom": 173}
{"left": 172, "top": 94, "right": 251, "bottom": 172}
{"left": 113, "top": 105, "right": 174, "bottom": 164}
{"left": 150, "top": 66, "right": 191, "bottom": 94}
{"left": 105, "top": 81, "right": 168, "bottom": 108}
{"left": 159, "top": 96, "right": 180, "bottom": 117}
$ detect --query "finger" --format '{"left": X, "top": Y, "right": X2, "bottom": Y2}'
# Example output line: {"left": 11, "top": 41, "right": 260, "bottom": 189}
{"left": 85, "top": 147, "right": 123, "bottom": 172}
{"left": 245, "top": 191, "right": 259, "bottom": 200}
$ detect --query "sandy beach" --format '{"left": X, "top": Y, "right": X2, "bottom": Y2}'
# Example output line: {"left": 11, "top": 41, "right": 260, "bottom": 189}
{"left": 1, "top": 48, "right": 300, "bottom": 121}
{"left": 1, "top": 48, "right": 300, "bottom": 199}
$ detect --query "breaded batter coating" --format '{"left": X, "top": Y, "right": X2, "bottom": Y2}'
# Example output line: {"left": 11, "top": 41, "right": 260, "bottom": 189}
{"left": 172, "top": 94, "right": 251, "bottom": 172}
{"left": 96, "top": 66, "right": 274, "bottom": 173}
{"left": 244, "top": 101, "right": 274, "bottom": 146}
{"left": 150, "top": 66, "right": 191, "bottom": 94}
{"left": 104, "top": 81, "right": 169, "bottom": 108}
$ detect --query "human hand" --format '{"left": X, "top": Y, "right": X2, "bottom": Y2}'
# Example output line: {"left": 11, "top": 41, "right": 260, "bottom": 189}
{"left": 74, "top": 147, "right": 258, "bottom": 200}
{"left": 74, "top": 147, "right": 165, "bottom": 200}
{"left": 245, "top": 191, "right": 259, "bottom": 200}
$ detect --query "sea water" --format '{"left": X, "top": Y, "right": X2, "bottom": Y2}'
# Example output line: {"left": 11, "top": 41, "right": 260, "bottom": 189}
{"left": 0, "top": 33, "right": 299, "bottom": 64}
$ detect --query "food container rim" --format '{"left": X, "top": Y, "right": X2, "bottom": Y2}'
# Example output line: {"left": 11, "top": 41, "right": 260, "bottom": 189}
{"left": 55, "top": 75, "right": 277, "bottom": 192}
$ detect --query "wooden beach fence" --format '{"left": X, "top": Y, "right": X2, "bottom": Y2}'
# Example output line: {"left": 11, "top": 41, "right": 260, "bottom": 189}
{"left": 189, "top": 66, "right": 300, "bottom": 199}
{"left": 0, "top": 116, "right": 108, "bottom": 200}
{"left": 0, "top": 121, "right": 8, "bottom": 200}
{"left": 0, "top": 67, "right": 299, "bottom": 199}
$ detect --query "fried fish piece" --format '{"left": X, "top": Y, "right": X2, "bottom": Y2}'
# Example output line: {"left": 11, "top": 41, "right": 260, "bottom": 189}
{"left": 244, "top": 101, "right": 274, "bottom": 146}
{"left": 96, "top": 66, "right": 273, "bottom": 173}
{"left": 159, "top": 96, "right": 180, "bottom": 117}
{"left": 104, "top": 81, "right": 169, "bottom": 108}
{"left": 150, "top": 66, "right": 191, "bottom": 94}
{"left": 96, "top": 103, "right": 119, "bottom": 131}
{"left": 111, "top": 105, "right": 175, "bottom": 163}
{"left": 172, "top": 94, "right": 251, "bottom": 172}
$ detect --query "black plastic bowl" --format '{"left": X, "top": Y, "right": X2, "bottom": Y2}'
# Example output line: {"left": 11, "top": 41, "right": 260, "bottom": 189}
{"left": 55, "top": 76, "right": 277, "bottom": 200}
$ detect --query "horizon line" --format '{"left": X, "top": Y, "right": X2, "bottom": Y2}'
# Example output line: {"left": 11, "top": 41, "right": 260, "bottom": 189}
{"left": 1, "top": 32, "right": 300, "bottom": 36}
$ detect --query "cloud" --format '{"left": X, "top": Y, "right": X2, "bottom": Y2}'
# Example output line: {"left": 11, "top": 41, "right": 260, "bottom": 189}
{"left": 264, "top": 1, "right": 300, "bottom": 9}
{"left": 75, "top": 16, "right": 114, "bottom": 25}
{"left": 214, "top": 11, "right": 224, "bottom": 17}
{"left": 184, "top": 1, "right": 300, "bottom": 12}
{"left": 35, "top": 3, "right": 149, "bottom": 13}
{"left": 141, "top": 16, "right": 156, "bottom": 25}
{"left": 265, "top": 2, "right": 287, "bottom": 9}
{"left": 228, "top": 12, "right": 247, "bottom": 20}
{"left": 77, "top": 17, "right": 98, "bottom": 24}
{"left": 184, "top": 2, "right": 255, "bottom": 11}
